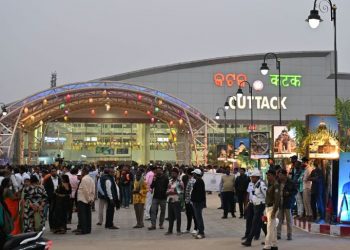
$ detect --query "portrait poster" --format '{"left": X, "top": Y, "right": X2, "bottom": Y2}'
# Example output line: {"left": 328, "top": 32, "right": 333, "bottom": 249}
{"left": 338, "top": 152, "right": 350, "bottom": 223}
{"left": 217, "top": 144, "right": 234, "bottom": 161}
{"left": 250, "top": 132, "right": 270, "bottom": 159}
{"left": 234, "top": 137, "right": 250, "bottom": 157}
{"left": 307, "top": 115, "right": 339, "bottom": 159}
{"left": 273, "top": 126, "right": 297, "bottom": 158}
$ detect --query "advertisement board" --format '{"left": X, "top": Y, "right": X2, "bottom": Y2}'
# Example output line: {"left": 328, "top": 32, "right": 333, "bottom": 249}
{"left": 216, "top": 144, "right": 234, "bottom": 161}
{"left": 202, "top": 172, "right": 223, "bottom": 192}
{"left": 250, "top": 132, "right": 270, "bottom": 159}
{"left": 273, "top": 126, "right": 297, "bottom": 158}
{"left": 234, "top": 137, "right": 250, "bottom": 157}
{"left": 307, "top": 115, "right": 339, "bottom": 159}
{"left": 338, "top": 152, "right": 350, "bottom": 223}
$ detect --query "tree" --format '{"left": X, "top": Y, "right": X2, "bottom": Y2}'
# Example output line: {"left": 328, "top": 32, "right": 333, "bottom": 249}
{"left": 335, "top": 98, "right": 350, "bottom": 152}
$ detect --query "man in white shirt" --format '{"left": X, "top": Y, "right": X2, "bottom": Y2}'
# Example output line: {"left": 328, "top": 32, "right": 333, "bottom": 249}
{"left": 76, "top": 167, "right": 96, "bottom": 235}
{"left": 144, "top": 165, "right": 155, "bottom": 220}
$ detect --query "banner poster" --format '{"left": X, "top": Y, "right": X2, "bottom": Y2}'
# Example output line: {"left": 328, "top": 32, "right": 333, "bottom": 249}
{"left": 273, "top": 126, "right": 297, "bottom": 158}
{"left": 203, "top": 172, "right": 223, "bottom": 192}
{"left": 217, "top": 144, "right": 234, "bottom": 161}
{"left": 250, "top": 132, "right": 270, "bottom": 159}
{"left": 307, "top": 115, "right": 339, "bottom": 159}
{"left": 234, "top": 137, "right": 250, "bottom": 157}
{"left": 338, "top": 152, "right": 350, "bottom": 223}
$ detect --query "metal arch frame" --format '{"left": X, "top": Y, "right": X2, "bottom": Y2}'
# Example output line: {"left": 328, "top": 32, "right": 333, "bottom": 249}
{"left": 0, "top": 81, "right": 217, "bottom": 165}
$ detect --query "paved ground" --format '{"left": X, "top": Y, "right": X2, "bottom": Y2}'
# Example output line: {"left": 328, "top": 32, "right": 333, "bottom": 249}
{"left": 46, "top": 194, "right": 350, "bottom": 250}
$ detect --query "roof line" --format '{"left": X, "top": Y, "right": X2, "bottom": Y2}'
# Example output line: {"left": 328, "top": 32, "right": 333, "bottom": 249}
{"left": 96, "top": 50, "right": 332, "bottom": 81}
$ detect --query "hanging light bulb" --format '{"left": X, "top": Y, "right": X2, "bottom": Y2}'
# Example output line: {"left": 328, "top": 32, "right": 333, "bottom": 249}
{"left": 102, "top": 90, "right": 107, "bottom": 96}
{"left": 65, "top": 94, "right": 71, "bottom": 102}
{"left": 64, "top": 115, "right": 68, "bottom": 121}
{"left": 151, "top": 117, "right": 155, "bottom": 123}
{"left": 30, "top": 115, "right": 35, "bottom": 121}
{"left": 64, "top": 110, "right": 69, "bottom": 115}
{"left": 88, "top": 98, "right": 93, "bottom": 103}
{"left": 124, "top": 110, "right": 128, "bottom": 116}
{"left": 137, "top": 94, "right": 142, "bottom": 101}
{"left": 59, "top": 103, "right": 65, "bottom": 109}
{"left": 169, "top": 121, "right": 174, "bottom": 126}
{"left": 154, "top": 107, "right": 160, "bottom": 112}
{"left": 179, "top": 118, "right": 183, "bottom": 125}
{"left": 158, "top": 99, "right": 163, "bottom": 105}
{"left": 105, "top": 103, "right": 111, "bottom": 111}
{"left": 24, "top": 107, "right": 29, "bottom": 114}
{"left": 39, "top": 120, "right": 44, "bottom": 126}
{"left": 43, "top": 99, "right": 48, "bottom": 105}
{"left": 146, "top": 110, "right": 151, "bottom": 116}
{"left": 91, "top": 109, "right": 96, "bottom": 116}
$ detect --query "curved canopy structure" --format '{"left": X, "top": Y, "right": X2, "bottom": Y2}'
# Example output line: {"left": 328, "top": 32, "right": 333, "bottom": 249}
{"left": 0, "top": 81, "right": 215, "bottom": 164}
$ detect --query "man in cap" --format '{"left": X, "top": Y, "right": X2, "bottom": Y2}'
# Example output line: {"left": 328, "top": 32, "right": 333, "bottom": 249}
{"left": 242, "top": 169, "right": 267, "bottom": 247}
{"left": 191, "top": 169, "right": 206, "bottom": 239}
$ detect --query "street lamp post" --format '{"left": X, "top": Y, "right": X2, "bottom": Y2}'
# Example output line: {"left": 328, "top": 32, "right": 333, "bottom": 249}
{"left": 236, "top": 81, "right": 254, "bottom": 131}
{"left": 260, "top": 53, "right": 282, "bottom": 125}
{"left": 215, "top": 107, "right": 227, "bottom": 144}
{"left": 306, "top": 0, "right": 338, "bottom": 105}
{"left": 224, "top": 96, "right": 238, "bottom": 140}
{"left": 0, "top": 103, "right": 8, "bottom": 117}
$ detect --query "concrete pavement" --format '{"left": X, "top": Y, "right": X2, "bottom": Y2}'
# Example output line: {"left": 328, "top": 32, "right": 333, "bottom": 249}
{"left": 46, "top": 194, "right": 349, "bottom": 250}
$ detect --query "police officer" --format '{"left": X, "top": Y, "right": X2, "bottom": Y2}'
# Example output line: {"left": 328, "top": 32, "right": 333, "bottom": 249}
{"left": 242, "top": 169, "right": 267, "bottom": 247}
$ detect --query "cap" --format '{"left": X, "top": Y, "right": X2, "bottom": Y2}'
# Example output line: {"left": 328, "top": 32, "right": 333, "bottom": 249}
{"left": 250, "top": 169, "right": 261, "bottom": 177}
{"left": 192, "top": 169, "right": 202, "bottom": 175}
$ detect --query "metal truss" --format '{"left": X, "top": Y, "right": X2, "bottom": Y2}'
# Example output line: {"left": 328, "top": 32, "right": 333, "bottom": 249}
{"left": 0, "top": 81, "right": 216, "bottom": 164}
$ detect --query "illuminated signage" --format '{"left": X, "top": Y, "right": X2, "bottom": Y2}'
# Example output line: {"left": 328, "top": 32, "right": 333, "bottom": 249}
{"left": 44, "top": 137, "right": 66, "bottom": 143}
{"left": 228, "top": 96, "right": 287, "bottom": 110}
{"left": 213, "top": 72, "right": 248, "bottom": 87}
{"left": 269, "top": 74, "right": 302, "bottom": 88}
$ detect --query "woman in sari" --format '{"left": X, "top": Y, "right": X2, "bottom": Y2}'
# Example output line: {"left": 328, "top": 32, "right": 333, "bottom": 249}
{"left": 23, "top": 175, "right": 48, "bottom": 232}
{"left": 1, "top": 177, "right": 22, "bottom": 235}
{"left": 52, "top": 174, "right": 71, "bottom": 234}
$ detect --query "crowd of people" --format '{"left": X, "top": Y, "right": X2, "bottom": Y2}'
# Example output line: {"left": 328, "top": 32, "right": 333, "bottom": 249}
{"left": 0, "top": 155, "right": 329, "bottom": 250}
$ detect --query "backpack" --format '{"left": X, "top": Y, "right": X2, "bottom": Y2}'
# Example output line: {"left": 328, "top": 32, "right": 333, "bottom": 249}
{"left": 1, "top": 202, "right": 14, "bottom": 235}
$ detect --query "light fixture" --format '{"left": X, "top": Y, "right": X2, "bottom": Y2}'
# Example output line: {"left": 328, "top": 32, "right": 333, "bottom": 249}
{"left": 88, "top": 98, "right": 93, "bottom": 103}
{"left": 90, "top": 109, "right": 96, "bottom": 116}
{"left": 154, "top": 107, "right": 160, "bottom": 112}
{"left": 1, "top": 105, "right": 8, "bottom": 116}
{"left": 124, "top": 110, "right": 128, "bottom": 116}
{"left": 146, "top": 110, "right": 151, "bottom": 116}
{"left": 43, "top": 99, "right": 48, "bottom": 105}
{"left": 158, "top": 99, "right": 163, "bottom": 105}
{"left": 151, "top": 117, "right": 155, "bottom": 123}
{"left": 215, "top": 112, "right": 220, "bottom": 120}
{"left": 64, "top": 115, "right": 68, "bottom": 121}
{"left": 59, "top": 103, "right": 65, "bottom": 109}
{"left": 24, "top": 107, "right": 29, "bottom": 114}
{"left": 64, "top": 110, "right": 69, "bottom": 115}
{"left": 65, "top": 94, "right": 71, "bottom": 102}
{"left": 179, "top": 118, "right": 183, "bottom": 125}
{"left": 224, "top": 101, "right": 230, "bottom": 110}
{"left": 307, "top": 9, "right": 322, "bottom": 29}
{"left": 39, "top": 120, "right": 44, "bottom": 126}
{"left": 253, "top": 80, "right": 264, "bottom": 91}
{"left": 105, "top": 103, "right": 111, "bottom": 111}
{"left": 137, "top": 94, "right": 142, "bottom": 101}
{"left": 260, "top": 62, "right": 269, "bottom": 75}
{"left": 236, "top": 88, "right": 243, "bottom": 97}
{"left": 30, "top": 115, "right": 35, "bottom": 121}
{"left": 169, "top": 121, "right": 174, "bottom": 126}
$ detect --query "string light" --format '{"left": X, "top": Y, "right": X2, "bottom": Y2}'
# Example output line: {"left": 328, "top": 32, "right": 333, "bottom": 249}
{"left": 179, "top": 118, "right": 183, "bottom": 125}
{"left": 64, "top": 115, "right": 68, "bottom": 121}
{"left": 169, "top": 121, "right": 174, "bottom": 126}
{"left": 24, "top": 107, "right": 29, "bottom": 114}
{"left": 137, "top": 94, "right": 142, "bottom": 101}
{"left": 88, "top": 98, "right": 93, "bottom": 103}
{"left": 39, "top": 120, "right": 44, "bottom": 126}
{"left": 154, "top": 107, "right": 160, "bottom": 112}
{"left": 124, "top": 110, "right": 128, "bottom": 116}
{"left": 30, "top": 115, "right": 35, "bottom": 121}
{"left": 65, "top": 94, "right": 71, "bottom": 102}
{"left": 90, "top": 109, "right": 96, "bottom": 116}
{"left": 146, "top": 110, "right": 151, "bottom": 116}
{"left": 59, "top": 103, "right": 65, "bottom": 109}
{"left": 105, "top": 103, "right": 111, "bottom": 111}
{"left": 43, "top": 99, "right": 48, "bottom": 105}
{"left": 151, "top": 117, "right": 155, "bottom": 123}
{"left": 64, "top": 110, "right": 69, "bottom": 115}
{"left": 158, "top": 99, "right": 163, "bottom": 105}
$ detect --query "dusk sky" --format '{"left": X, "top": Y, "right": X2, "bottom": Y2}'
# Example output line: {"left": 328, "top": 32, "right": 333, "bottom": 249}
{"left": 1, "top": 0, "right": 349, "bottom": 104}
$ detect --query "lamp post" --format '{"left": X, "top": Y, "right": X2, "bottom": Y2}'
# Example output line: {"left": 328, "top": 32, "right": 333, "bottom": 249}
{"left": 224, "top": 96, "right": 238, "bottom": 140}
{"left": 215, "top": 107, "right": 227, "bottom": 144}
{"left": 260, "top": 53, "right": 282, "bottom": 125}
{"left": 236, "top": 81, "right": 254, "bottom": 131}
{"left": 306, "top": 0, "right": 338, "bottom": 105}
{"left": 0, "top": 103, "right": 8, "bottom": 117}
